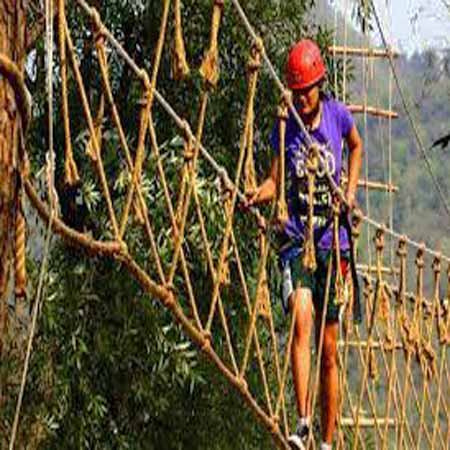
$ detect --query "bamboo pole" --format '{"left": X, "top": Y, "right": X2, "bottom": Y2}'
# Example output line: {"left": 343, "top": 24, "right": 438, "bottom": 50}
{"left": 342, "top": 176, "right": 399, "bottom": 193}
{"left": 347, "top": 104, "right": 399, "bottom": 119}
{"left": 329, "top": 45, "right": 400, "bottom": 59}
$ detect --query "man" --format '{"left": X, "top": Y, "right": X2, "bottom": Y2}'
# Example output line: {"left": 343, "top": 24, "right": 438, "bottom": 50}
{"left": 247, "top": 40, "right": 363, "bottom": 449}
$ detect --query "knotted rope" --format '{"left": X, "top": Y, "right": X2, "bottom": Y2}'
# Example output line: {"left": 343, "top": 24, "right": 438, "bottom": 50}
{"left": 302, "top": 143, "right": 320, "bottom": 272}
{"left": 172, "top": 0, "right": 190, "bottom": 80}
{"left": 199, "top": 0, "right": 224, "bottom": 87}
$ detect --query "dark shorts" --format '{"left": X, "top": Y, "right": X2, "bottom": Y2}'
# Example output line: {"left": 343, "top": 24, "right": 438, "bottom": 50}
{"left": 279, "top": 246, "right": 350, "bottom": 322}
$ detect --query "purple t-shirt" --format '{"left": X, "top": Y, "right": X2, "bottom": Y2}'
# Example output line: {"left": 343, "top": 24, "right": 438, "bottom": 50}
{"left": 270, "top": 95, "right": 354, "bottom": 250}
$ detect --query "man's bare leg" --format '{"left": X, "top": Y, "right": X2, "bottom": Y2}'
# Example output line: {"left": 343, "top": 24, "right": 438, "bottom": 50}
{"left": 316, "top": 321, "right": 339, "bottom": 445}
{"left": 290, "top": 287, "right": 313, "bottom": 418}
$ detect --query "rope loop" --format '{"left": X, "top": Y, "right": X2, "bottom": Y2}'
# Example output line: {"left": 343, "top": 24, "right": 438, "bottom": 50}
{"left": 172, "top": 0, "right": 190, "bottom": 81}
{"left": 247, "top": 39, "right": 263, "bottom": 73}
{"left": 252, "top": 36, "right": 265, "bottom": 56}
{"left": 199, "top": 0, "right": 224, "bottom": 87}
{"left": 0, "top": 53, "right": 32, "bottom": 133}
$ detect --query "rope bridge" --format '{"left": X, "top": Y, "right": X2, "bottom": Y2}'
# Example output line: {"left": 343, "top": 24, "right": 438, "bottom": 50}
{"left": 2, "top": 0, "right": 449, "bottom": 449}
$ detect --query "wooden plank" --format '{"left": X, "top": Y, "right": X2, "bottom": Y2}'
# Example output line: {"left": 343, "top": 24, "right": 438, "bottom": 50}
{"left": 347, "top": 104, "right": 399, "bottom": 119}
{"left": 329, "top": 45, "right": 400, "bottom": 59}
{"left": 340, "top": 417, "right": 397, "bottom": 427}
{"left": 356, "top": 263, "right": 398, "bottom": 275}
{"left": 338, "top": 340, "right": 404, "bottom": 350}
{"left": 342, "top": 177, "right": 399, "bottom": 193}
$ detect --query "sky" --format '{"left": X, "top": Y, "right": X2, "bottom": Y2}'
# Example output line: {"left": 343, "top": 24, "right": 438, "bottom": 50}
{"left": 376, "top": 0, "right": 450, "bottom": 53}
{"left": 334, "top": 0, "right": 450, "bottom": 54}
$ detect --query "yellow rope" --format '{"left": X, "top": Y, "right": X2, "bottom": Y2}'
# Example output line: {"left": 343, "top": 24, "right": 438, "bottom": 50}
{"left": 275, "top": 99, "right": 289, "bottom": 226}
{"left": 302, "top": 143, "right": 320, "bottom": 272}
{"left": 172, "top": 0, "right": 190, "bottom": 80}
{"left": 199, "top": 0, "right": 224, "bottom": 87}
{"left": 58, "top": 0, "right": 79, "bottom": 185}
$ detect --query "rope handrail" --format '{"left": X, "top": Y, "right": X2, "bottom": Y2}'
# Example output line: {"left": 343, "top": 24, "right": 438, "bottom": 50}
{"left": 0, "top": 53, "right": 32, "bottom": 132}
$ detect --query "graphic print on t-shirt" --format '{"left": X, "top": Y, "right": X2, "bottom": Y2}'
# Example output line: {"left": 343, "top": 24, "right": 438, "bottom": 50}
{"left": 290, "top": 141, "right": 336, "bottom": 229}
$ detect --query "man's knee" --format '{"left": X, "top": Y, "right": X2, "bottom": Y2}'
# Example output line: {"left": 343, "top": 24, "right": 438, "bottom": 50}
{"left": 290, "top": 288, "right": 313, "bottom": 336}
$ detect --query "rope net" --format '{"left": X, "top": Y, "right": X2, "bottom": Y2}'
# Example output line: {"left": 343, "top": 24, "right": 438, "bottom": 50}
{"left": 2, "top": 0, "right": 449, "bottom": 449}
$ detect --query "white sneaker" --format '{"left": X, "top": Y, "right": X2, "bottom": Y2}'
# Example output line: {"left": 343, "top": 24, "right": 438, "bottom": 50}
{"left": 288, "top": 433, "right": 306, "bottom": 450}
{"left": 288, "top": 424, "right": 309, "bottom": 449}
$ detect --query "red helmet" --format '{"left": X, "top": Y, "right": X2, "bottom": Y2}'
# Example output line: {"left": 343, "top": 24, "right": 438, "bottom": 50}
{"left": 285, "top": 40, "right": 326, "bottom": 90}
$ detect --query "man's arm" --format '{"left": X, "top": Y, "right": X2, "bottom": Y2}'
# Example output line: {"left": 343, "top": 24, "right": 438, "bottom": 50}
{"left": 247, "top": 156, "right": 279, "bottom": 206}
{"left": 345, "top": 124, "right": 363, "bottom": 209}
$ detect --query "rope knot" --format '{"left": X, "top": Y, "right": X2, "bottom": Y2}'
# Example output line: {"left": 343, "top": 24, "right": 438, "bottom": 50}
{"left": 306, "top": 144, "right": 320, "bottom": 174}
{"left": 139, "top": 69, "right": 151, "bottom": 90}
{"left": 90, "top": 8, "right": 104, "bottom": 40}
{"left": 397, "top": 235, "right": 407, "bottom": 257}
{"left": 374, "top": 227, "right": 385, "bottom": 252}
{"left": 351, "top": 213, "right": 362, "bottom": 240}
{"left": 238, "top": 376, "right": 248, "bottom": 393}
{"left": 432, "top": 254, "right": 441, "bottom": 275}
{"left": 281, "top": 89, "right": 292, "bottom": 108}
{"left": 164, "top": 291, "right": 176, "bottom": 309}
{"left": 247, "top": 39, "right": 263, "bottom": 73}
{"left": 247, "top": 53, "right": 261, "bottom": 73}
{"left": 415, "top": 244, "right": 425, "bottom": 270}
{"left": 201, "top": 333, "right": 211, "bottom": 352}
{"left": 277, "top": 103, "right": 289, "bottom": 122}
{"left": 332, "top": 196, "right": 341, "bottom": 216}
{"left": 269, "top": 417, "right": 279, "bottom": 435}
{"left": 252, "top": 37, "right": 265, "bottom": 56}
{"left": 183, "top": 137, "right": 195, "bottom": 161}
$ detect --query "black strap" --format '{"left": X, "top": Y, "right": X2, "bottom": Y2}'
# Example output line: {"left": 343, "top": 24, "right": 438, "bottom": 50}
{"left": 340, "top": 211, "right": 362, "bottom": 324}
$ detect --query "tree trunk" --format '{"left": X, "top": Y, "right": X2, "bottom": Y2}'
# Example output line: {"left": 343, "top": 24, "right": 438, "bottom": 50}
{"left": 0, "top": 0, "right": 27, "bottom": 356}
